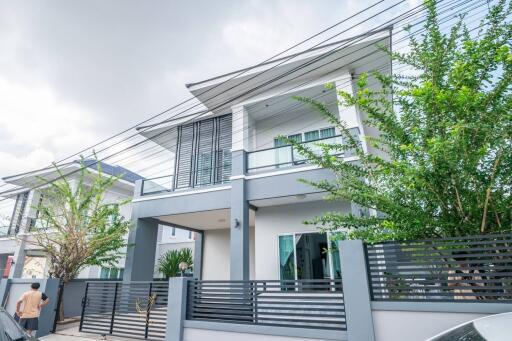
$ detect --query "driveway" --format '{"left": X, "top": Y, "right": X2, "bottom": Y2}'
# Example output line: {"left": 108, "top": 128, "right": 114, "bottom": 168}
{"left": 40, "top": 322, "right": 134, "bottom": 341}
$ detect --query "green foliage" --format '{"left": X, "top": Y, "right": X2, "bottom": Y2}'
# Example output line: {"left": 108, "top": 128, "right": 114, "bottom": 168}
{"left": 157, "top": 248, "right": 193, "bottom": 278}
{"left": 30, "top": 158, "right": 131, "bottom": 282}
{"left": 290, "top": 0, "right": 512, "bottom": 242}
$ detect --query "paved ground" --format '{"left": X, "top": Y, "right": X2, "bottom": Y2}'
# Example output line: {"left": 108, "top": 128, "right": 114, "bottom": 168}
{"left": 40, "top": 322, "right": 134, "bottom": 341}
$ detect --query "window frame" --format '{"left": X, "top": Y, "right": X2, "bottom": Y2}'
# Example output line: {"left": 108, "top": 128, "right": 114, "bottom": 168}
{"left": 277, "top": 231, "right": 337, "bottom": 282}
{"left": 274, "top": 126, "right": 336, "bottom": 147}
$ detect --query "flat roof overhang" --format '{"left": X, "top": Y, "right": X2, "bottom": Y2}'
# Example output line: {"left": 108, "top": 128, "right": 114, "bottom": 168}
{"left": 1, "top": 163, "right": 135, "bottom": 198}
{"left": 186, "top": 29, "right": 391, "bottom": 114}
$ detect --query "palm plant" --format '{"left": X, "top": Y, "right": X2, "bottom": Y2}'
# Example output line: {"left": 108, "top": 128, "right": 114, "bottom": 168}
{"left": 157, "top": 248, "right": 193, "bottom": 278}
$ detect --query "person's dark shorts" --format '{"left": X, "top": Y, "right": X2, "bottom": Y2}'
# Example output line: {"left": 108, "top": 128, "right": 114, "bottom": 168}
{"left": 19, "top": 317, "right": 38, "bottom": 330}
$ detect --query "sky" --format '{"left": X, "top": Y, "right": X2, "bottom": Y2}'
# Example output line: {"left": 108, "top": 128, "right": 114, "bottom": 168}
{"left": 0, "top": 0, "right": 366, "bottom": 176}
{"left": 0, "top": 0, "right": 424, "bottom": 217}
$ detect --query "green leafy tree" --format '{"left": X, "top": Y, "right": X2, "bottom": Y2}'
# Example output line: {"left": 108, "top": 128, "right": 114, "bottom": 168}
{"left": 290, "top": 0, "right": 512, "bottom": 242}
{"left": 27, "top": 159, "right": 131, "bottom": 282}
{"left": 157, "top": 248, "right": 193, "bottom": 278}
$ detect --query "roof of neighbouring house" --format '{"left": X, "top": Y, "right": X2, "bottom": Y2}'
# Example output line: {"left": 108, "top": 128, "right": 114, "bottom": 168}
{"left": 2, "top": 159, "right": 143, "bottom": 184}
{"left": 76, "top": 159, "right": 144, "bottom": 184}
{"left": 0, "top": 160, "right": 144, "bottom": 198}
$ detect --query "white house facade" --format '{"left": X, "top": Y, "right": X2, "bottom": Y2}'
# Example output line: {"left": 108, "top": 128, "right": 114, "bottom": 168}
{"left": 124, "top": 30, "right": 392, "bottom": 283}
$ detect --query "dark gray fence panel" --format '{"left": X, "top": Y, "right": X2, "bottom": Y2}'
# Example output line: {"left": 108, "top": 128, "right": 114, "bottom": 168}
{"left": 80, "top": 281, "right": 168, "bottom": 340}
{"left": 366, "top": 233, "right": 512, "bottom": 302}
{"left": 62, "top": 279, "right": 118, "bottom": 319}
{"left": 187, "top": 279, "right": 346, "bottom": 331}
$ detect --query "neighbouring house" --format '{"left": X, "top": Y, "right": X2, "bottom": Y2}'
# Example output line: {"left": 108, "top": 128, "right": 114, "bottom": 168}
{"left": 123, "top": 30, "right": 391, "bottom": 283}
{"left": 0, "top": 159, "right": 195, "bottom": 280}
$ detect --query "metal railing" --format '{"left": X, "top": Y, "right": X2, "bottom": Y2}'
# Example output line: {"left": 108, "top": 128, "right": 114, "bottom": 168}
{"left": 140, "top": 175, "right": 175, "bottom": 196}
{"left": 0, "top": 226, "right": 10, "bottom": 238}
{"left": 80, "top": 281, "right": 169, "bottom": 340}
{"left": 186, "top": 279, "right": 346, "bottom": 331}
{"left": 366, "top": 233, "right": 512, "bottom": 303}
{"left": 246, "top": 135, "right": 344, "bottom": 172}
{"left": 140, "top": 166, "right": 232, "bottom": 196}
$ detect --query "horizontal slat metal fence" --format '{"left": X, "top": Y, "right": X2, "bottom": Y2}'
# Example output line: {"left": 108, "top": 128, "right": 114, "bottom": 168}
{"left": 187, "top": 279, "right": 346, "bottom": 331}
{"left": 366, "top": 233, "right": 512, "bottom": 302}
{"left": 79, "top": 281, "right": 168, "bottom": 340}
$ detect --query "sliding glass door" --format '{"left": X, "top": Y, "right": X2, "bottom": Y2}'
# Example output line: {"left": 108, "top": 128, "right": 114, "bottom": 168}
{"left": 278, "top": 232, "right": 341, "bottom": 281}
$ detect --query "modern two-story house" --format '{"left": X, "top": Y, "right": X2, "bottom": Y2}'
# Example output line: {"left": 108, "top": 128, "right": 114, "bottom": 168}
{"left": 123, "top": 29, "right": 391, "bottom": 284}
{"left": 0, "top": 160, "right": 196, "bottom": 280}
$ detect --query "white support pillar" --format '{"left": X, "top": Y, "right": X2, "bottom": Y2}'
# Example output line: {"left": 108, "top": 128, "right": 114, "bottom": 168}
{"left": 9, "top": 190, "right": 35, "bottom": 279}
{"left": 334, "top": 73, "right": 368, "bottom": 155}
{"left": 231, "top": 104, "right": 251, "bottom": 152}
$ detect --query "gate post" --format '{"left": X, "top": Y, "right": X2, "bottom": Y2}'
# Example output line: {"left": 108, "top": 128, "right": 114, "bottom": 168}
{"left": 338, "top": 240, "right": 376, "bottom": 341}
{"left": 165, "top": 277, "right": 189, "bottom": 341}
{"left": 144, "top": 282, "right": 153, "bottom": 339}
{"left": 79, "top": 282, "right": 89, "bottom": 331}
{"left": 110, "top": 282, "right": 119, "bottom": 334}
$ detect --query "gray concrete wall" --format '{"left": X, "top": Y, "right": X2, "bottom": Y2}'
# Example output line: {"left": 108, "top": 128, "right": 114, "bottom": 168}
{"left": 132, "top": 186, "right": 231, "bottom": 218}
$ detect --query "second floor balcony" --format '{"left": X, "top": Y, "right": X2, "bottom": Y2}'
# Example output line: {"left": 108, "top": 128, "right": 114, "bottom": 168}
{"left": 138, "top": 82, "right": 360, "bottom": 197}
{"left": 139, "top": 133, "right": 349, "bottom": 196}
{"left": 247, "top": 134, "right": 344, "bottom": 173}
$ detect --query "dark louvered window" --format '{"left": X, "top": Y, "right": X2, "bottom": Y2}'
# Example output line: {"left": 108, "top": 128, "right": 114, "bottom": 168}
{"left": 174, "top": 114, "right": 232, "bottom": 189}
{"left": 9, "top": 192, "right": 29, "bottom": 235}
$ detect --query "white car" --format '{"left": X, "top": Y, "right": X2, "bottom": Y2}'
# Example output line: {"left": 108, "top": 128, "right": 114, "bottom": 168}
{"left": 427, "top": 312, "right": 512, "bottom": 341}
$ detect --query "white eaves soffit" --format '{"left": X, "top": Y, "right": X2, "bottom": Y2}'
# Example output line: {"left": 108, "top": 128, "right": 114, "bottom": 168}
{"left": 186, "top": 29, "right": 391, "bottom": 114}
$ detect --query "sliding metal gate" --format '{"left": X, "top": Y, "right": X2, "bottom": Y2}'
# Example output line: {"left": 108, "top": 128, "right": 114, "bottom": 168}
{"left": 79, "top": 281, "right": 168, "bottom": 340}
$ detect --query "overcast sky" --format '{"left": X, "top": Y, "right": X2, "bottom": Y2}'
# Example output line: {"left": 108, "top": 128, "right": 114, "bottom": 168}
{"left": 0, "top": 0, "right": 373, "bottom": 177}
{"left": 0, "top": 0, "right": 425, "bottom": 217}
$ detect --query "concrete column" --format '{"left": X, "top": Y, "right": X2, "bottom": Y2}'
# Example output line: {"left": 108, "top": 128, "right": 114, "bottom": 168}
{"left": 335, "top": 75, "right": 368, "bottom": 155}
{"left": 37, "top": 278, "right": 60, "bottom": 338}
{"left": 9, "top": 240, "right": 26, "bottom": 278}
{"left": 165, "top": 277, "right": 189, "bottom": 341}
{"left": 123, "top": 216, "right": 159, "bottom": 281}
{"left": 229, "top": 150, "right": 250, "bottom": 281}
{"left": 9, "top": 190, "right": 35, "bottom": 279}
{"left": 338, "top": 240, "right": 375, "bottom": 341}
{"left": 193, "top": 232, "right": 203, "bottom": 279}
{"left": 231, "top": 105, "right": 251, "bottom": 151}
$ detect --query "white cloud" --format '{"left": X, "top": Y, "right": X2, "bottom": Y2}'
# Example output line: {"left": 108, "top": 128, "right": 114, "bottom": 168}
{"left": 0, "top": 76, "right": 100, "bottom": 175}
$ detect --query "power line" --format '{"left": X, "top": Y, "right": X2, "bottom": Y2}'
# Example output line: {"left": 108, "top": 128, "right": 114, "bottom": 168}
{"left": 0, "top": 0, "right": 421, "bottom": 194}
{"left": 0, "top": 0, "right": 391, "bottom": 186}
{"left": 0, "top": 0, "right": 486, "bottom": 199}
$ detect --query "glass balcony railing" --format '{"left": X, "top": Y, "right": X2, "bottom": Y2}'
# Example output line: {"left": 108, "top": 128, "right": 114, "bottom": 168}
{"left": 0, "top": 226, "right": 10, "bottom": 238}
{"left": 140, "top": 166, "right": 232, "bottom": 196}
{"left": 247, "top": 135, "right": 344, "bottom": 172}
{"left": 140, "top": 175, "right": 175, "bottom": 196}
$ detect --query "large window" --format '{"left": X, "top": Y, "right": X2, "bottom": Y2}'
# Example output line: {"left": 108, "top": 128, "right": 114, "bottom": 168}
{"left": 278, "top": 232, "right": 341, "bottom": 281}
{"left": 100, "top": 267, "right": 124, "bottom": 279}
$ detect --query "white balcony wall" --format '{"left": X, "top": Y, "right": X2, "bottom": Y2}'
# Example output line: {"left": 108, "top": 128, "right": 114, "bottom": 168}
{"left": 253, "top": 102, "right": 339, "bottom": 151}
